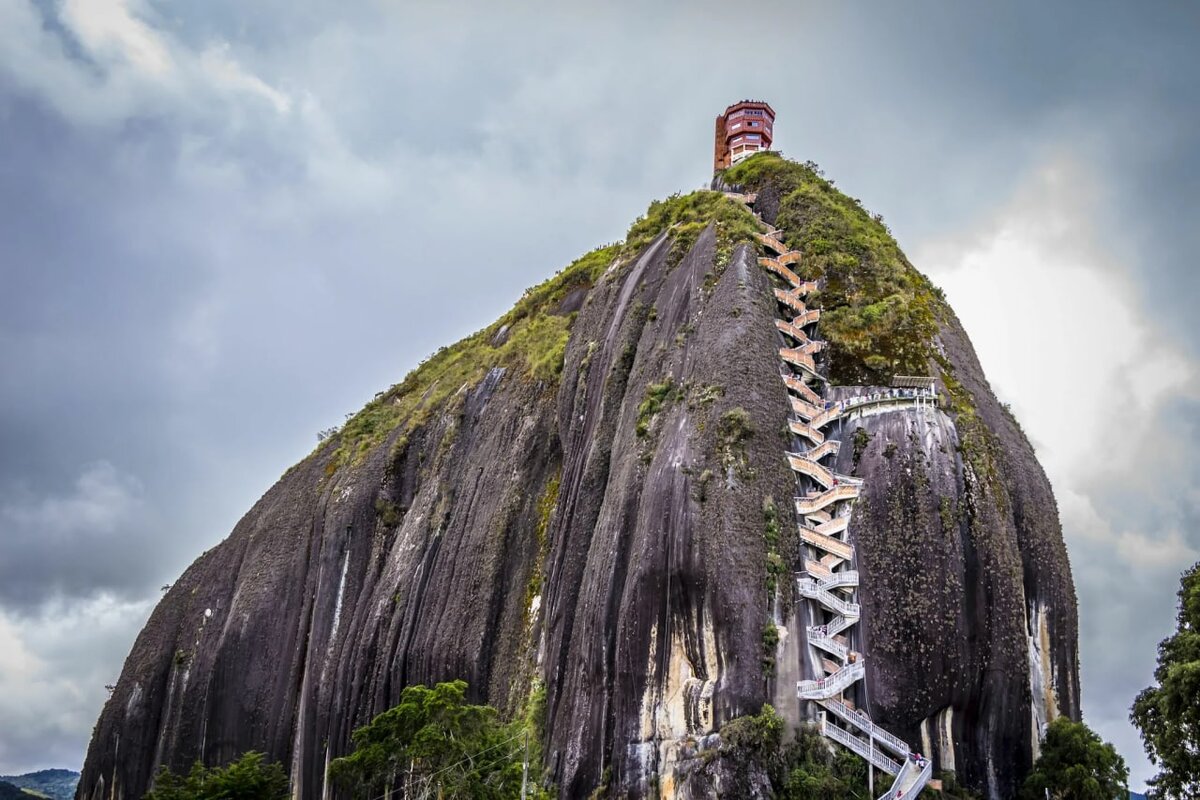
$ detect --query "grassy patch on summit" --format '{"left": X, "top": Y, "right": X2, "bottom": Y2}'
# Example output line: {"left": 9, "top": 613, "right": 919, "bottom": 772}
{"left": 625, "top": 190, "right": 761, "bottom": 271}
{"left": 724, "top": 152, "right": 942, "bottom": 385}
{"left": 328, "top": 244, "right": 618, "bottom": 470}
{"left": 325, "top": 191, "right": 758, "bottom": 473}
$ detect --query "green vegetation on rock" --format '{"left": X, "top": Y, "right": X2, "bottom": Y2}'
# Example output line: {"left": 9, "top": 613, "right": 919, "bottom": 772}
{"left": 1131, "top": 560, "right": 1200, "bottom": 800}
{"left": 636, "top": 378, "right": 679, "bottom": 438}
{"left": 761, "top": 622, "right": 780, "bottom": 674}
{"left": 761, "top": 496, "right": 785, "bottom": 597}
{"left": 718, "top": 705, "right": 872, "bottom": 799}
{"left": 717, "top": 407, "right": 755, "bottom": 474}
{"left": 524, "top": 473, "right": 560, "bottom": 618}
{"left": 624, "top": 190, "right": 760, "bottom": 271}
{"left": 326, "top": 189, "right": 758, "bottom": 475}
{"left": 723, "top": 152, "right": 941, "bottom": 386}
{"left": 327, "top": 244, "right": 618, "bottom": 471}
{"left": 725, "top": 152, "right": 1014, "bottom": 547}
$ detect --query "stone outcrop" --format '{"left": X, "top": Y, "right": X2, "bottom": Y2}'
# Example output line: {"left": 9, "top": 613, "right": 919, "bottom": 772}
{"left": 78, "top": 164, "right": 1078, "bottom": 800}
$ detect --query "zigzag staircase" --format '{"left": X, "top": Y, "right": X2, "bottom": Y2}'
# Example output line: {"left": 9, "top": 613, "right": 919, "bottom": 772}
{"left": 741, "top": 203, "right": 933, "bottom": 799}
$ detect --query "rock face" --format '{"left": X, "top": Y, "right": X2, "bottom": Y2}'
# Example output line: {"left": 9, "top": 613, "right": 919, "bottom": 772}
{"left": 79, "top": 164, "right": 1078, "bottom": 800}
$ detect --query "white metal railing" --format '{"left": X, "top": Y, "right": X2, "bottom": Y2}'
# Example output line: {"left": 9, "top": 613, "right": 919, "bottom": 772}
{"left": 820, "top": 699, "right": 910, "bottom": 757}
{"left": 799, "top": 568, "right": 859, "bottom": 591}
{"left": 808, "top": 629, "right": 850, "bottom": 660}
{"left": 820, "top": 717, "right": 901, "bottom": 774}
{"left": 840, "top": 389, "right": 940, "bottom": 414}
{"left": 876, "top": 757, "right": 932, "bottom": 800}
{"left": 798, "top": 659, "right": 865, "bottom": 699}
{"left": 758, "top": 213, "right": 928, "bottom": 800}
{"left": 797, "top": 578, "right": 862, "bottom": 617}
{"left": 877, "top": 760, "right": 915, "bottom": 799}
{"left": 814, "top": 570, "right": 859, "bottom": 590}
{"left": 902, "top": 758, "right": 933, "bottom": 799}
{"left": 809, "top": 615, "right": 855, "bottom": 639}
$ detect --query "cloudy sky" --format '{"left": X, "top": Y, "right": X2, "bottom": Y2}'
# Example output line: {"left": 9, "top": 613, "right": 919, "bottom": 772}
{"left": 1, "top": 0, "right": 1197, "bottom": 789}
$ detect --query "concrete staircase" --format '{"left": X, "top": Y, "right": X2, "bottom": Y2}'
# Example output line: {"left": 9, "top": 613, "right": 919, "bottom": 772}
{"left": 741, "top": 192, "right": 933, "bottom": 800}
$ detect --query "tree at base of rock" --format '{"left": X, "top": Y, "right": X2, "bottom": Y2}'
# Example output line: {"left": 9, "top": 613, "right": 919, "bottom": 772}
{"left": 142, "top": 752, "right": 288, "bottom": 800}
{"left": 1018, "top": 718, "right": 1128, "bottom": 800}
{"left": 328, "top": 680, "right": 547, "bottom": 800}
{"left": 1131, "top": 560, "right": 1200, "bottom": 800}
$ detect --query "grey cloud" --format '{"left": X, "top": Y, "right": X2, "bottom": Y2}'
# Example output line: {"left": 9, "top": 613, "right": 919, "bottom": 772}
{"left": 0, "top": 597, "right": 152, "bottom": 775}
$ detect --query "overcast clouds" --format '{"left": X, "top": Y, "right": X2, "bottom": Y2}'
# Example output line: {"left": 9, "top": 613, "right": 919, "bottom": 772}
{"left": 0, "top": 0, "right": 1197, "bottom": 789}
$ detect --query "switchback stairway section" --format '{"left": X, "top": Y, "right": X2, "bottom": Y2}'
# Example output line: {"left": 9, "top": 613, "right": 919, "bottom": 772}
{"left": 733, "top": 191, "right": 934, "bottom": 800}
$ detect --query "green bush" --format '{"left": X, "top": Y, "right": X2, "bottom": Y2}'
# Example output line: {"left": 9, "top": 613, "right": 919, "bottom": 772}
{"left": 717, "top": 707, "right": 871, "bottom": 799}
{"left": 762, "top": 497, "right": 784, "bottom": 596}
{"left": 325, "top": 189, "right": 759, "bottom": 476}
{"left": 1019, "top": 717, "right": 1128, "bottom": 800}
{"left": 1131, "top": 560, "right": 1200, "bottom": 799}
{"left": 636, "top": 379, "right": 678, "bottom": 438}
{"left": 144, "top": 752, "right": 288, "bottom": 800}
{"left": 761, "top": 623, "right": 780, "bottom": 673}
{"left": 623, "top": 190, "right": 759, "bottom": 268}
{"left": 329, "top": 680, "right": 550, "bottom": 800}
{"left": 327, "top": 244, "right": 619, "bottom": 472}
{"left": 718, "top": 407, "right": 754, "bottom": 445}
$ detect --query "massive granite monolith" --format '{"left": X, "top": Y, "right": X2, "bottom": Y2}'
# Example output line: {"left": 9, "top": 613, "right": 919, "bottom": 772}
{"left": 79, "top": 156, "right": 1078, "bottom": 800}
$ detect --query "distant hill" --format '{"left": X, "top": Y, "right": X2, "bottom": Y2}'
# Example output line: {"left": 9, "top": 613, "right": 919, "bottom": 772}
{"left": 0, "top": 782, "right": 33, "bottom": 800}
{"left": 1129, "top": 792, "right": 1147, "bottom": 800}
{"left": 0, "top": 771, "right": 78, "bottom": 800}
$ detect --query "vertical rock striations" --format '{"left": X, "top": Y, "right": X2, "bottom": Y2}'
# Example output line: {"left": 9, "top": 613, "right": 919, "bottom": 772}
{"left": 79, "top": 158, "right": 1077, "bottom": 800}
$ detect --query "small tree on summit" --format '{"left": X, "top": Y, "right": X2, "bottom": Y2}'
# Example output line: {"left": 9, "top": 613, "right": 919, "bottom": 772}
{"left": 1131, "top": 560, "right": 1200, "bottom": 800}
{"left": 1019, "top": 718, "right": 1128, "bottom": 800}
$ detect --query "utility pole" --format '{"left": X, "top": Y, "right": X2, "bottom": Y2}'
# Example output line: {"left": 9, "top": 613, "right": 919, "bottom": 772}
{"left": 868, "top": 727, "right": 875, "bottom": 797}
{"left": 521, "top": 728, "right": 530, "bottom": 799}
